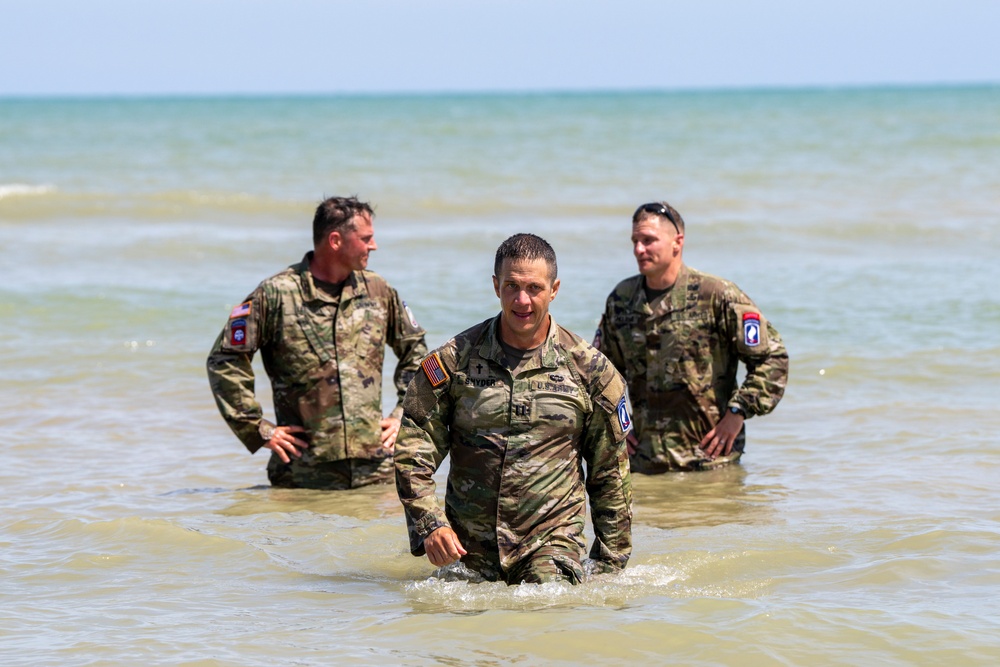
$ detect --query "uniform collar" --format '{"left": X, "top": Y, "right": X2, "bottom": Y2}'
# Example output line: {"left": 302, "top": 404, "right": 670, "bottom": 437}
{"left": 296, "top": 251, "right": 367, "bottom": 304}
{"left": 479, "top": 314, "right": 561, "bottom": 371}
{"left": 632, "top": 264, "right": 691, "bottom": 315}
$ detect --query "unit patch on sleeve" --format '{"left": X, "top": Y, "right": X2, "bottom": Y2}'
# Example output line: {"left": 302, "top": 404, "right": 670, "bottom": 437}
{"left": 420, "top": 352, "right": 450, "bottom": 388}
{"left": 616, "top": 395, "right": 632, "bottom": 433}
{"left": 403, "top": 301, "right": 419, "bottom": 328}
{"left": 743, "top": 312, "right": 761, "bottom": 347}
{"left": 230, "top": 318, "right": 248, "bottom": 346}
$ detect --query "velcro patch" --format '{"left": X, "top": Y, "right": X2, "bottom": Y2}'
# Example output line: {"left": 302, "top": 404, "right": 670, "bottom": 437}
{"left": 420, "top": 352, "right": 450, "bottom": 388}
{"left": 230, "top": 301, "right": 251, "bottom": 319}
{"left": 403, "top": 302, "right": 419, "bottom": 328}
{"left": 743, "top": 312, "right": 761, "bottom": 347}
{"left": 230, "top": 318, "right": 248, "bottom": 346}
{"left": 616, "top": 395, "right": 632, "bottom": 433}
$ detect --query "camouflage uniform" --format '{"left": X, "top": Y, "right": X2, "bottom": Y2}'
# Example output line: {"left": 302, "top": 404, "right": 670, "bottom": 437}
{"left": 395, "top": 315, "right": 633, "bottom": 584}
{"left": 595, "top": 265, "right": 788, "bottom": 472}
{"left": 207, "top": 252, "right": 427, "bottom": 489}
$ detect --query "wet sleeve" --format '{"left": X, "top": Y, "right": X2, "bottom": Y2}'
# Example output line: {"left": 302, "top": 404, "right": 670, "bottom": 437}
{"left": 206, "top": 287, "right": 271, "bottom": 453}
{"left": 386, "top": 288, "right": 429, "bottom": 420}
{"left": 723, "top": 293, "right": 789, "bottom": 417}
{"left": 583, "top": 364, "right": 633, "bottom": 573}
{"left": 393, "top": 353, "right": 453, "bottom": 556}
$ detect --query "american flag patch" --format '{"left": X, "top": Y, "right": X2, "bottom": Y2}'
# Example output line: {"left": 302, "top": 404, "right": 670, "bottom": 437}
{"left": 230, "top": 301, "right": 251, "bottom": 319}
{"left": 421, "top": 352, "right": 449, "bottom": 387}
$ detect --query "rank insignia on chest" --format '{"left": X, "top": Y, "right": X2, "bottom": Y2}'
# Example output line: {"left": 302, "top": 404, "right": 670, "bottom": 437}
{"left": 469, "top": 358, "right": 490, "bottom": 380}
{"left": 421, "top": 352, "right": 450, "bottom": 387}
{"left": 230, "top": 318, "right": 247, "bottom": 346}
{"left": 743, "top": 312, "right": 761, "bottom": 347}
{"left": 616, "top": 396, "right": 632, "bottom": 432}
{"left": 230, "top": 301, "right": 251, "bottom": 319}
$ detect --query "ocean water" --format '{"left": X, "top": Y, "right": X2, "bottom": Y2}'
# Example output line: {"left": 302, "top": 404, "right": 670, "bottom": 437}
{"left": 1, "top": 86, "right": 999, "bottom": 666}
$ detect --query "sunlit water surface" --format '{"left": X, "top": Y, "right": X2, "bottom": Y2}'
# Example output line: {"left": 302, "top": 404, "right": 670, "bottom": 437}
{"left": 2, "top": 87, "right": 999, "bottom": 665}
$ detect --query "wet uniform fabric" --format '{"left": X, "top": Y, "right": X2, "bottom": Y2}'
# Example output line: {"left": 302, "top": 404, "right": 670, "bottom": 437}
{"left": 207, "top": 252, "right": 427, "bottom": 489}
{"left": 395, "top": 315, "right": 632, "bottom": 584}
{"left": 595, "top": 265, "right": 788, "bottom": 472}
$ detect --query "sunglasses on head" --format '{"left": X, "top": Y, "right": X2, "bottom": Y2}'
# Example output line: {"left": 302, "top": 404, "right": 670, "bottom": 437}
{"left": 634, "top": 203, "right": 680, "bottom": 234}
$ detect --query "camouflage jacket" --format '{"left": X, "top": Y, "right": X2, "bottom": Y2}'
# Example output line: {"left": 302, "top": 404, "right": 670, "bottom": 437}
{"left": 595, "top": 265, "right": 788, "bottom": 470}
{"left": 395, "top": 315, "right": 633, "bottom": 575}
{"left": 207, "top": 253, "right": 427, "bottom": 461}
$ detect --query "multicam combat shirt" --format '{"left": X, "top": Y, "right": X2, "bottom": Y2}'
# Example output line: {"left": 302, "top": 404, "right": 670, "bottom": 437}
{"left": 395, "top": 315, "right": 632, "bottom": 577}
{"left": 207, "top": 252, "right": 427, "bottom": 462}
{"left": 595, "top": 265, "right": 788, "bottom": 471}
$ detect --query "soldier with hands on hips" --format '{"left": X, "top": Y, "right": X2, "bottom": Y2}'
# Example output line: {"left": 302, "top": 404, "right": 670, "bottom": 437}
{"left": 595, "top": 201, "right": 788, "bottom": 472}
{"left": 207, "top": 196, "right": 427, "bottom": 489}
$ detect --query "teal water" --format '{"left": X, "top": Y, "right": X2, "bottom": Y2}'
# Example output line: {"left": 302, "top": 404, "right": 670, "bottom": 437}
{"left": 2, "top": 86, "right": 999, "bottom": 665}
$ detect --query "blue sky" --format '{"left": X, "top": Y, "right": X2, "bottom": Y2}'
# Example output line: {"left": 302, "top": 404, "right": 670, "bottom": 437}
{"left": 2, "top": 0, "right": 997, "bottom": 96}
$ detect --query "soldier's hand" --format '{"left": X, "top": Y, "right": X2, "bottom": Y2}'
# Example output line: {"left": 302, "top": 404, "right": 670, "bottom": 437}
{"left": 264, "top": 425, "right": 310, "bottom": 464}
{"left": 379, "top": 417, "right": 401, "bottom": 451}
{"left": 699, "top": 412, "right": 744, "bottom": 459}
{"left": 626, "top": 431, "right": 639, "bottom": 456}
{"left": 424, "top": 526, "right": 467, "bottom": 567}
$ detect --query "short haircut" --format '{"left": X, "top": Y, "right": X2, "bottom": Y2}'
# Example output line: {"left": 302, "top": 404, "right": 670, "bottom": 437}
{"left": 312, "top": 196, "right": 374, "bottom": 246}
{"left": 494, "top": 233, "right": 558, "bottom": 282}
{"left": 632, "top": 201, "right": 685, "bottom": 235}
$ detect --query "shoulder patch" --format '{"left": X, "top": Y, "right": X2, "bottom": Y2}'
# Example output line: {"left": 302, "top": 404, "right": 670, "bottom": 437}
{"left": 230, "top": 301, "right": 251, "bottom": 319}
{"left": 616, "top": 395, "right": 632, "bottom": 433}
{"left": 229, "top": 318, "right": 248, "bottom": 346}
{"left": 420, "top": 352, "right": 450, "bottom": 388}
{"left": 743, "top": 311, "right": 761, "bottom": 347}
{"left": 403, "top": 301, "right": 419, "bottom": 328}
{"left": 731, "top": 302, "right": 769, "bottom": 355}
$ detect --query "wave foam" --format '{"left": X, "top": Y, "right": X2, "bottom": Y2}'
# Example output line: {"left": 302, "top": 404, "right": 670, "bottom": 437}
{"left": 403, "top": 562, "right": 684, "bottom": 611}
{"left": 0, "top": 184, "right": 56, "bottom": 200}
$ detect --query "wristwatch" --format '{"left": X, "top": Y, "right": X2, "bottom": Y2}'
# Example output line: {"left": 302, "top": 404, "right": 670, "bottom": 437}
{"left": 258, "top": 420, "right": 276, "bottom": 442}
{"left": 729, "top": 405, "right": 746, "bottom": 418}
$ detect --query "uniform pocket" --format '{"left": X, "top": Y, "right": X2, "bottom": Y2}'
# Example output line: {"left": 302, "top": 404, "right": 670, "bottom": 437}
{"left": 653, "top": 313, "right": 713, "bottom": 386}
{"left": 353, "top": 310, "right": 387, "bottom": 382}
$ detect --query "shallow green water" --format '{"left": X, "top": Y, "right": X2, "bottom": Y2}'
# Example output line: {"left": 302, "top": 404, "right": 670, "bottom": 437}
{"left": 2, "top": 86, "right": 999, "bottom": 665}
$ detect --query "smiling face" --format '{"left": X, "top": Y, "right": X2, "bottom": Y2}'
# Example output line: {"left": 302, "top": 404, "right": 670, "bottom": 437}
{"left": 492, "top": 257, "right": 560, "bottom": 350}
{"left": 632, "top": 214, "right": 684, "bottom": 289}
